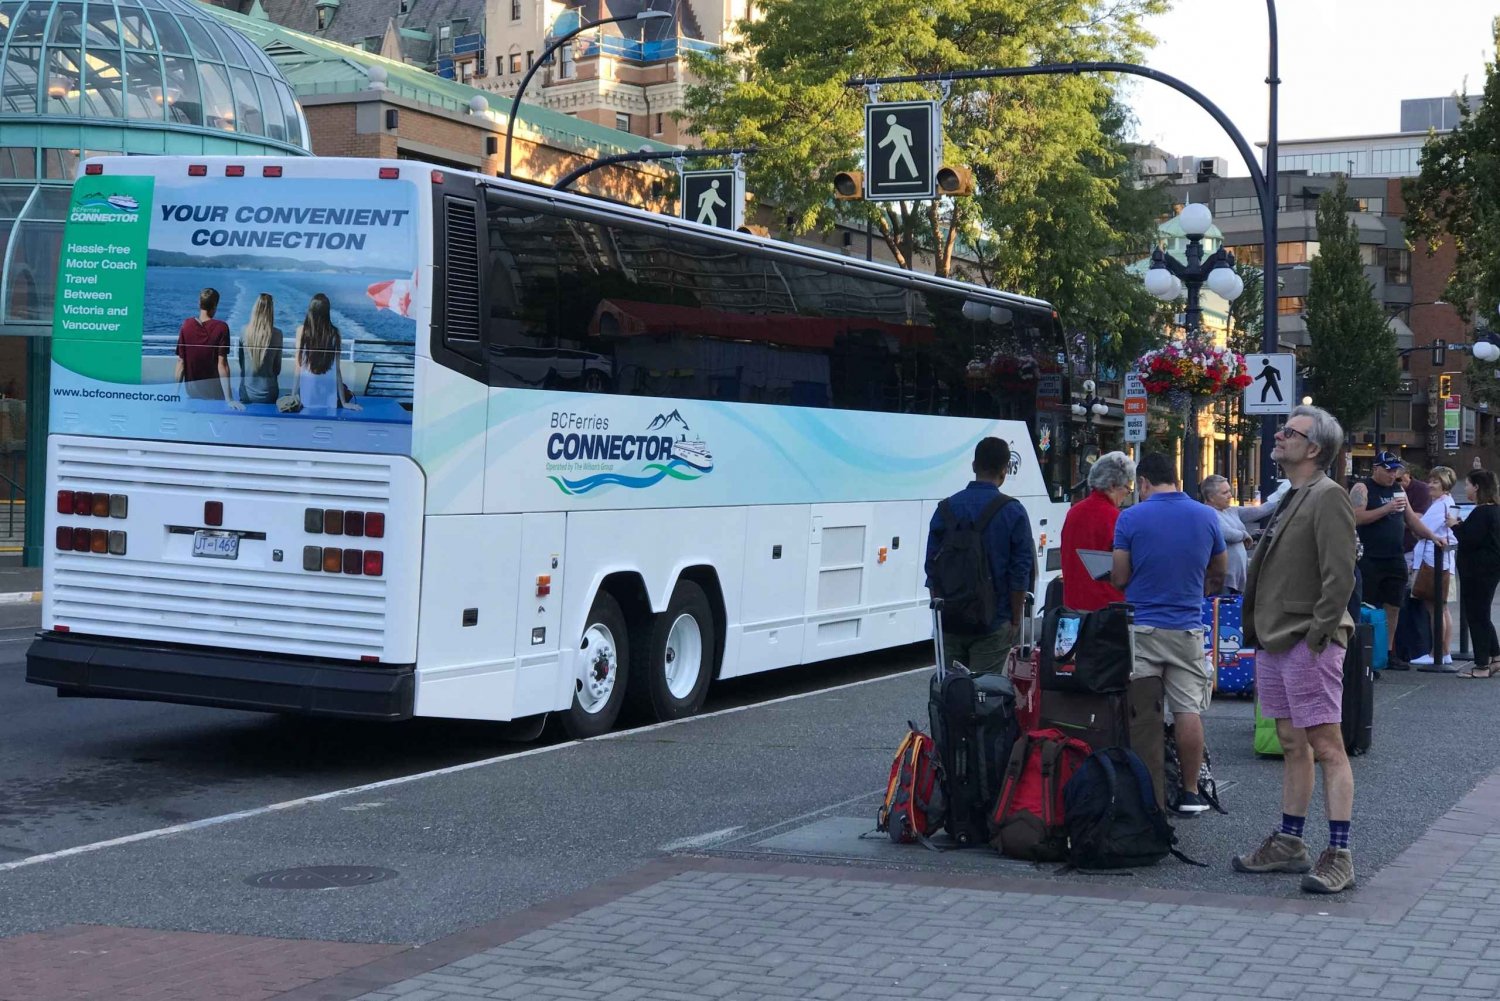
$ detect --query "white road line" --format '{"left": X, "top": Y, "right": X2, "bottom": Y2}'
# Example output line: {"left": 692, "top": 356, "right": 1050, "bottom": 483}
{"left": 0, "top": 664, "right": 928, "bottom": 874}
{"left": 659, "top": 826, "right": 743, "bottom": 852}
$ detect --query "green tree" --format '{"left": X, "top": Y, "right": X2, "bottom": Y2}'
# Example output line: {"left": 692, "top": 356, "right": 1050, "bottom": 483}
{"left": 1405, "top": 19, "right": 1500, "bottom": 406}
{"left": 681, "top": 0, "right": 1169, "bottom": 327}
{"left": 1304, "top": 178, "right": 1398, "bottom": 433}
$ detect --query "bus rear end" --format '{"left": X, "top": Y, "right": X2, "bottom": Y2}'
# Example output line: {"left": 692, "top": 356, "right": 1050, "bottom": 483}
{"left": 27, "top": 156, "right": 428, "bottom": 718}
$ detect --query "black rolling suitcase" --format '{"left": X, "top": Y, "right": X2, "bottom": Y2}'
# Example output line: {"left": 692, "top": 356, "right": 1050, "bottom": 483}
{"left": 927, "top": 599, "right": 1022, "bottom": 847}
{"left": 1342, "top": 622, "right": 1375, "bottom": 755}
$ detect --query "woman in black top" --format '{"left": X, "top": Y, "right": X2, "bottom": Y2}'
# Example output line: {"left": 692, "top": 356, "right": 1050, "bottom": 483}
{"left": 1452, "top": 469, "right": 1500, "bottom": 678}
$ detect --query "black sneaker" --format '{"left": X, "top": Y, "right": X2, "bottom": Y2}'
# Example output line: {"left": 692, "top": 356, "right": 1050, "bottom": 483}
{"left": 1174, "top": 791, "right": 1211, "bottom": 815}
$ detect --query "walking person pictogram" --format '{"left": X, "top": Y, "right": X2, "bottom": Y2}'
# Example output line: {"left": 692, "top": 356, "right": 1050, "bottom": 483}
{"left": 695, "top": 179, "right": 727, "bottom": 226}
{"left": 877, "top": 114, "right": 918, "bottom": 180}
{"left": 1256, "top": 358, "right": 1284, "bottom": 404}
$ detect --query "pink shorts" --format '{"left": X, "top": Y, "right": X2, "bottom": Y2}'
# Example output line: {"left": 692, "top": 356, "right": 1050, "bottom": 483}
{"left": 1257, "top": 639, "right": 1345, "bottom": 729}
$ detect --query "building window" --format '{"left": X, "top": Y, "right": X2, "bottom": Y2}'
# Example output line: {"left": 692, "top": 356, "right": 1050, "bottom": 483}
{"left": 1382, "top": 248, "right": 1411, "bottom": 286}
{"left": 439, "top": 24, "right": 452, "bottom": 54}
{"left": 316, "top": 7, "right": 328, "bottom": 29}
{"left": 496, "top": 55, "right": 505, "bottom": 75}
{"left": 526, "top": 50, "right": 534, "bottom": 69}
{"left": 560, "top": 43, "right": 575, "bottom": 79}
{"left": 615, "top": 112, "right": 631, "bottom": 133}
{"left": 399, "top": 0, "right": 409, "bottom": 12}
{"left": 459, "top": 60, "right": 473, "bottom": 83}
{"left": 1386, "top": 400, "right": 1413, "bottom": 430}
{"left": 654, "top": 113, "right": 663, "bottom": 135}
{"left": 1277, "top": 295, "right": 1307, "bottom": 316}
{"left": 1281, "top": 242, "right": 1319, "bottom": 264}
{"left": 510, "top": 53, "right": 522, "bottom": 74}
{"left": 511, "top": 0, "right": 521, "bottom": 19}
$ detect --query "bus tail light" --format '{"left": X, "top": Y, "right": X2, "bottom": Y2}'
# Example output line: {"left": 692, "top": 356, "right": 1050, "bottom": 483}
{"left": 108, "top": 531, "right": 127, "bottom": 556}
{"left": 379, "top": 167, "right": 401, "bottom": 179}
{"left": 72, "top": 491, "right": 92, "bottom": 516}
{"left": 536, "top": 575, "right": 551, "bottom": 597}
{"left": 91, "top": 493, "right": 110, "bottom": 518}
{"left": 302, "top": 546, "right": 321, "bottom": 571}
{"left": 363, "top": 551, "right": 383, "bottom": 576}
{"left": 204, "top": 501, "right": 223, "bottom": 526}
{"left": 323, "top": 509, "right": 344, "bottom": 534}
{"left": 84, "top": 163, "right": 103, "bottom": 175}
{"left": 109, "top": 493, "right": 128, "bottom": 518}
{"left": 56, "top": 490, "right": 74, "bottom": 514}
{"left": 322, "top": 547, "right": 343, "bottom": 573}
{"left": 429, "top": 170, "right": 444, "bottom": 184}
{"left": 342, "top": 549, "right": 363, "bottom": 575}
{"left": 344, "top": 511, "right": 364, "bottom": 537}
{"left": 263, "top": 165, "right": 283, "bottom": 177}
{"left": 55, "top": 527, "right": 70, "bottom": 550}
{"left": 71, "top": 528, "right": 90, "bottom": 552}
{"left": 188, "top": 164, "right": 207, "bottom": 176}
{"left": 90, "top": 529, "right": 108, "bottom": 554}
{"left": 364, "top": 512, "right": 385, "bottom": 538}
{"left": 225, "top": 164, "right": 245, "bottom": 177}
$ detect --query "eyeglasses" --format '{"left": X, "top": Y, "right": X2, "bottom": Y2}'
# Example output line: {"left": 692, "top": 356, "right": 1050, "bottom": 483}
{"left": 1275, "top": 424, "right": 1311, "bottom": 441}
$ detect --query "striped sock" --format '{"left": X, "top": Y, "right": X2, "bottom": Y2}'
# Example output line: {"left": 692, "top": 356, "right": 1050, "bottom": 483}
{"left": 1329, "top": 820, "right": 1351, "bottom": 850}
{"left": 1280, "top": 813, "right": 1305, "bottom": 839}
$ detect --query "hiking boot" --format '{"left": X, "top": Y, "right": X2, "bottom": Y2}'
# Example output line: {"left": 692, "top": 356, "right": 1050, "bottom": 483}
{"left": 1232, "top": 831, "right": 1312, "bottom": 874}
{"left": 1174, "top": 791, "right": 1210, "bottom": 815}
{"left": 1301, "top": 848, "right": 1356, "bottom": 894}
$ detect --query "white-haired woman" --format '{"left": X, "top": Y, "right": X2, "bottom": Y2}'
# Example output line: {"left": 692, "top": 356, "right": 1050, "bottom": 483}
{"left": 1061, "top": 451, "right": 1135, "bottom": 611}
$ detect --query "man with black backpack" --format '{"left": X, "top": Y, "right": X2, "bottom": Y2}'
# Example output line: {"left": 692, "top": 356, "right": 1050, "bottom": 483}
{"left": 925, "top": 437, "right": 1035, "bottom": 675}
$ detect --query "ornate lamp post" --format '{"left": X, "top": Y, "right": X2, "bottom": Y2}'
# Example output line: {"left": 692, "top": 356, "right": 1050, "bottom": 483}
{"left": 1142, "top": 203, "right": 1245, "bottom": 495}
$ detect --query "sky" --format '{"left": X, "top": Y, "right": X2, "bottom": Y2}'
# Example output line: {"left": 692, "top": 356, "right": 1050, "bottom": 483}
{"left": 1128, "top": 1, "right": 1498, "bottom": 175}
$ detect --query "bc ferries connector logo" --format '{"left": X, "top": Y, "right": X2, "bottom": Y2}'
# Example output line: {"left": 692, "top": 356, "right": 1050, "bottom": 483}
{"left": 546, "top": 409, "right": 714, "bottom": 495}
{"left": 71, "top": 191, "right": 141, "bottom": 223}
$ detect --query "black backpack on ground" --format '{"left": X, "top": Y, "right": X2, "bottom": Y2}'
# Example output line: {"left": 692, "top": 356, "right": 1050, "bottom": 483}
{"left": 927, "top": 494, "right": 1014, "bottom": 631}
{"left": 928, "top": 666, "right": 1020, "bottom": 846}
{"left": 1062, "top": 746, "right": 1204, "bottom": 869}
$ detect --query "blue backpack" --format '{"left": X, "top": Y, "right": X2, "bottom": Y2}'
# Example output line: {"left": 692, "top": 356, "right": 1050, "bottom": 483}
{"left": 1062, "top": 747, "right": 1204, "bottom": 869}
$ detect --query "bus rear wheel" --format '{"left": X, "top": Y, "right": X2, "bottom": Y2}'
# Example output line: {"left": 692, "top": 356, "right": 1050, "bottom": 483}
{"left": 629, "top": 580, "right": 716, "bottom": 723}
{"left": 562, "top": 592, "right": 630, "bottom": 739}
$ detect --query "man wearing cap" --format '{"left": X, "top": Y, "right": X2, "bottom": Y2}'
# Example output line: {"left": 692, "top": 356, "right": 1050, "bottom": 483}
{"left": 1352, "top": 452, "right": 1443, "bottom": 668}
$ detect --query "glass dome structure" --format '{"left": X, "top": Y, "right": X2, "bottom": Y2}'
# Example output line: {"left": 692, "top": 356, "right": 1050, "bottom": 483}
{"left": 0, "top": 0, "right": 311, "bottom": 332}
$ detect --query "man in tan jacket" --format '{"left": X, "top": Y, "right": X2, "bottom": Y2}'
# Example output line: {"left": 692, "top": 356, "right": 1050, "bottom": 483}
{"left": 1232, "top": 405, "right": 1359, "bottom": 893}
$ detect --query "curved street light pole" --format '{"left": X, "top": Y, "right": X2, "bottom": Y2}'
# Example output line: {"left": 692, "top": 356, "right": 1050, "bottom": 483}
{"left": 504, "top": 9, "right": 672, "bottom": 179}
{"left": 552, "top": 146, "right": 753, "bottom": 192}
{"left": 848, "top": 0, "right": 1282, "bottom": 494}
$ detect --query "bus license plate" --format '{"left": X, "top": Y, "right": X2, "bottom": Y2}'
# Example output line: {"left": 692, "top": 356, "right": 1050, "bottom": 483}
{"left": 192, "top": 531, "right": 240, "bottom": 560}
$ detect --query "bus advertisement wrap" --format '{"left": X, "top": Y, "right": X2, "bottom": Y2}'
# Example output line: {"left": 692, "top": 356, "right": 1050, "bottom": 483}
{"left": 50, "top": 176, "right": 417, "bottom": 454}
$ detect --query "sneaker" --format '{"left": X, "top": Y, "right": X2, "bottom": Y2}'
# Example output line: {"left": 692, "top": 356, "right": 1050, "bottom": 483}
{"left": 1174, "top": 791, "right": 1211, "bottom": 815}
{"left": 1412, "top": 654, "right": 1435, "bottom": 666}
{"left": 1443, "top": 655, "right": 1454, "bottom": 665}
{"left": 1301, "top": 847, "right": 1356, "bottom": 894}
{"left": 1232, "top": 831, "right": 1312, "bottom": 874}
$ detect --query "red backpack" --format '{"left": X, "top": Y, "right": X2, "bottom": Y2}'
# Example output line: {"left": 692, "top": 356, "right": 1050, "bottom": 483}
{"left": 877, "top": 724, "right": 945, "bottom": 847}
{"left": 989, "top": 728, "right": 1092, "bottom": 861}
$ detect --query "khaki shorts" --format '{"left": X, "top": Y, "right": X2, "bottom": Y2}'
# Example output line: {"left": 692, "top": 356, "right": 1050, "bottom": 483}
{"left": 1130, "top": 625, "right": 1213, "bottom": 715}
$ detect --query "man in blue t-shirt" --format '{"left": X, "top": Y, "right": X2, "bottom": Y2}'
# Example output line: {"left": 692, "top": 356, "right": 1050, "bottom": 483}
{"left": 1112, "top": 452, "right": 1228, "bottom": 815}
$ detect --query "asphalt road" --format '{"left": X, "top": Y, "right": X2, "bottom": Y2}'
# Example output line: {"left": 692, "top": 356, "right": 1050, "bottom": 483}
{"left": 0, "top": 603, "right": 927, "bottom": 865}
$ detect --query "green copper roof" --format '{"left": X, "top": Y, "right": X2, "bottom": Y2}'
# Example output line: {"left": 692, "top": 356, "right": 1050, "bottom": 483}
{"left": 204, "top": 4, "right": 681, "bottom": 161}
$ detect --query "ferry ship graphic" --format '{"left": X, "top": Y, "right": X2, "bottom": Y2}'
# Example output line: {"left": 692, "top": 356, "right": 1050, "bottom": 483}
{"left": 670, "top": 436, "right": 714, "bottom": 472}
{"left": 107, "top": 194, "right": 139, "bottom": 212}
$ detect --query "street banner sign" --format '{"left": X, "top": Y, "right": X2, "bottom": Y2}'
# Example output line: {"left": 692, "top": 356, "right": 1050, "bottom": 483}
{"left": 1243, "top": 353, "right": 1295, "bottom": 415}
{"left": 863, "top": 101, "right": 940, "bottom": 201}
{"left": 681, "top": 169, "right": 741, "bottom": 230}
{"left": 1446, "top": 394, "right": 1461, "bottom": 450}
{"left": 1124, "top": 373, "right": 1147, "bottom": 442}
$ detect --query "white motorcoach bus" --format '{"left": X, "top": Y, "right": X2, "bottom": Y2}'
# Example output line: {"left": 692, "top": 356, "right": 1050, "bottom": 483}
{"left": 27, "top": 155, "right": 1072, "bottom": 737}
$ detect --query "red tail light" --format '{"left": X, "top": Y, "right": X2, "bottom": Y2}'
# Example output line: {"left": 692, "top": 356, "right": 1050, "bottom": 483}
{"left": 56, "top": 490, "right": 74, "bottom": 514}
{"left": 429, "top": 170, "right": 444, "bottom": 184}
{"left": 204, "top": 501, "right": 223, "bottom": 526}
{"left": 71, "top": 527, "right": 90, "bottom": 552}
{"left": 343, "top": 549, "right": 363, "bottom": 575}
{"left": 90, "top": 529, "right": 108, "bottom": 554}
{"left": 55, "top": 527, "right": 70, "bottom": 550}
{"left": 263, "top": 165, "right": 283, "bottom": 177}
{"left": 84, "top": 163, "right": 103, "bottom": 175}
{"left": 364, "top": 512, "right": 385, "bottom": 538}
{"left": 188, "top": 164, "right": 207, "bottom": 176}
{"left": 323, "top": 547, "right": 343, "bottom": 573}
{"left": 73, "top": 491, "right": 92, "bottom": 516}
{"left": 363, "top": 550, "right": 383, "bottom": 576}
{"left": 536, "top": 574, "right": 551, "bottom": 597}
{"left": 379, "top": 167, "right": 401, "bottom": 179}
{"left": 225, "top": 164, "right": 245, "bottom": 177}
{"left": 54, "top": 624, "right": 70, "bottom": 633}
{"left": 344, "top": 511, "right": 364, "bottom": 537}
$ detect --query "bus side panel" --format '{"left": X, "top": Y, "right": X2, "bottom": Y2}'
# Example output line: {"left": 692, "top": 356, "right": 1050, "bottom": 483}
{"left": 801, "top": 503, "right": 875, "bottom": 664}
{"left": 511, "top": 512, "right": 567, "bottom": 719}
{"left": 863, "top": 500, "right": 927, "bottom": 651}
{"left": 413, "top": 359, "right": 488, "bottom": 516}
{"left": 413, "top": 514, "right": 523, "bottom": 720}
{"left": 561, "top": 506, "right": 748, "bottom": 691}
{"left": 729, "top": 504, "right": 811, "bottom": 679}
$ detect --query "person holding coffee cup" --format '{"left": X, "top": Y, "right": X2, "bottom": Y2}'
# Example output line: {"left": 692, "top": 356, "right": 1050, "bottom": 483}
{"left": 1351, "top": 452, "right": 1445, "bottom": 669}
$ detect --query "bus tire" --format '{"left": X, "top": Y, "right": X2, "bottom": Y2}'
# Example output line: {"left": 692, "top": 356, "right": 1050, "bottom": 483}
{"left": 630, "top": 580, "right": 716, "bottom": 722}
{"left": 563, "top": 592, "right": 630, "bottom": 739}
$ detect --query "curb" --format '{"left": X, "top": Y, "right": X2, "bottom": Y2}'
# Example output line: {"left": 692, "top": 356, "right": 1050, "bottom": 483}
{"left": 0, "top": 590, "right": 41, "bottom": 605}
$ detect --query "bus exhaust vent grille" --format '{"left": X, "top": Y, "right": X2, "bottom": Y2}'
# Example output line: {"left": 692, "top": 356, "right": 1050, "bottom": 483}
{"left": 443, "top": 195, "right": 481, "bottom": 344}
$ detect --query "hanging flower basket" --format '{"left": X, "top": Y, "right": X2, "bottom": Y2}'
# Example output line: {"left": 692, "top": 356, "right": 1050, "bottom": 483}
{"left": 1135, "top": 339, "right": 1253, "bottom": 409}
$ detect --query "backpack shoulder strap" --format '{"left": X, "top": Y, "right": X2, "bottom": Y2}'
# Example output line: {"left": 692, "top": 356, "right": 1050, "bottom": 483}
{"left": 938, "top": 497, "right": 960, "bottom": 531}
{"left": 993, "top": 731, "right": 1033, "bottom": 822}
{"left": 1038, "top": 739, "right": 1066, "bottom": 829}
{"left": 977, "top": 493, "right": 1012, "bottom": 531}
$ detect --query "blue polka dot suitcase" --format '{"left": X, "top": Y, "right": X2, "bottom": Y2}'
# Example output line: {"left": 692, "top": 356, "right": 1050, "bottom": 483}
{"left": 1206, "top": 596, "right": 1256, "bottom": 696}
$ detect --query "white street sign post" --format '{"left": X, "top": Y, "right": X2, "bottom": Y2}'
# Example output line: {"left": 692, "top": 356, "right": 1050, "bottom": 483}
{"left": 1242, "top": 353, "right": 1296, "bottom": 416}
{"left": 863, "top": 101, "right": 940, "bottom": 201}
{"left": 1124, "top": 372, "right": 1147, "bottom": 443}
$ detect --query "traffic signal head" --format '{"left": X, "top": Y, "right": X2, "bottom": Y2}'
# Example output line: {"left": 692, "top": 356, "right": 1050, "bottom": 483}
{"left": 833, "top": 170, "right": 864, "bottom": 200}
{"left": 936, "top": 165, "right": 974, "bottom": 197}
{"left": 1440, "top": 373, "right": 1453, "bottom": 398}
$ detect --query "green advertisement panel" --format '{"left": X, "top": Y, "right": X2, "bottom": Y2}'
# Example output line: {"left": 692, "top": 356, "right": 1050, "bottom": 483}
{"left": 51, "top": 175, "right": 155, "bottom": 382}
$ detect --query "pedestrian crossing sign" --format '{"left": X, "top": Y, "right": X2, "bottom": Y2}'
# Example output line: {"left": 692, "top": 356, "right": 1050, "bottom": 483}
{"left": 863, "top": 101, "right": 940, "bottom": 201}
{"left": 681, "top": 169, "right": 742, "bottom": 230}
{"left": 1243, "top": 353, "right": 1296, "bottom": 415}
